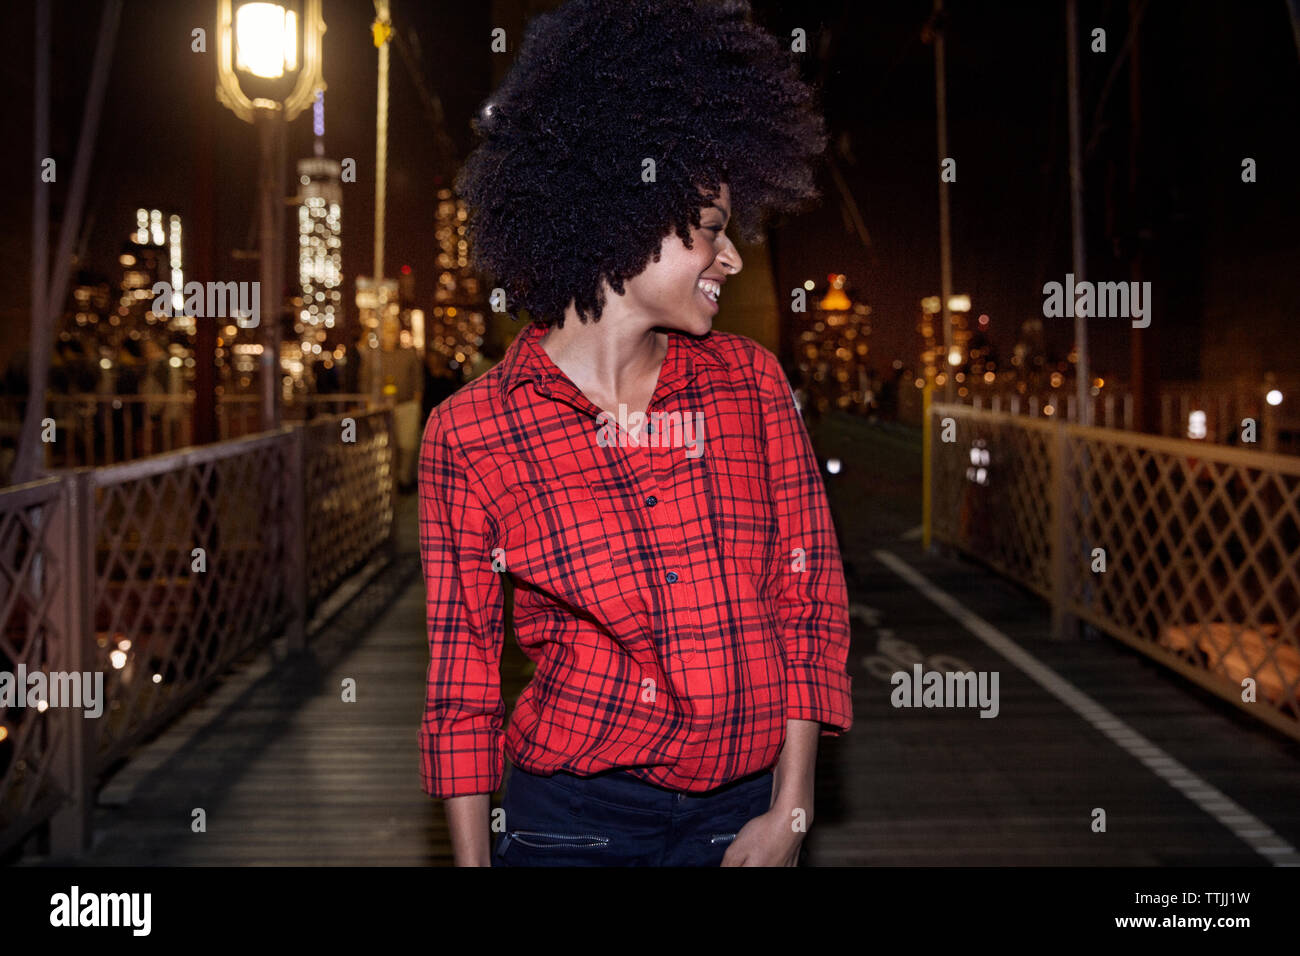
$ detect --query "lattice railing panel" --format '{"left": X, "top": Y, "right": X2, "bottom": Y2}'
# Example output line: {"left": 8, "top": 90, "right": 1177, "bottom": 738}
{"left": 303, "top": 410, "right": 395, "bottom": 608}
{"left": 931, "top": 403, "right": 1300, "bottom": 737}
{"left": 930, "top": 405, "right": 1056, "bottom": 598}
{"left": 1, "top": 415, "right": 398, "bottom": 854}
{"left": 0, "top": 478, "right": 73, "bottom": 850}
{"left": 1064, "top": 429, "right": 1300, "bottom": 726}
{"left": 89, "top": 433, "right": 294, "bottom": 764}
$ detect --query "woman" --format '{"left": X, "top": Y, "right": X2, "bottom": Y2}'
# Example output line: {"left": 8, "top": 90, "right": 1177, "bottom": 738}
{"left": 418, "top": 0, "right": 853, "bottom": 866}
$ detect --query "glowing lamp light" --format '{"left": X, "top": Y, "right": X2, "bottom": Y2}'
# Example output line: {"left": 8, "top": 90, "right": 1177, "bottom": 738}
{"left": 1266, "top": 389, "right": 1283, "bottom": 406}
{"left": 818, "top": 274, "right": 852, "bottom": 311}
{"left": 235, "top": 3, "right": 299, "bottom": 79}
{"left": 965, "top": 442, "right": 990, "bottom": 486}
{"left": 110, "top": 650, "right": 128, "bottom": 669}
{"left": 826, "top": 458, "right": 842, "bottom": 475}
{"left": 216, "top": 0, "right": 326, "bottom": 123}
{"left": 947, "top": 347, "right": 962, "bottom": 367}
{"left": 1188, "top": 410, "right": 1207, "bottom": 440}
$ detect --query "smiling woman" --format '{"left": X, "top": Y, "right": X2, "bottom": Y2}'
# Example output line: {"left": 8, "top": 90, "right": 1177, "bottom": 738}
{"left": 420, "top": 0, "right": 852, "bottom": 869}
{"left": 454, "top": 0, "right": 827, "bottom": 331}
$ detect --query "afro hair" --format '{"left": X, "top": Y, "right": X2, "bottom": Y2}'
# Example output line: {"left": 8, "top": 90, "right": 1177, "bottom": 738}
{"left": 454, "top": 0, "right": 828, "bottom": 329}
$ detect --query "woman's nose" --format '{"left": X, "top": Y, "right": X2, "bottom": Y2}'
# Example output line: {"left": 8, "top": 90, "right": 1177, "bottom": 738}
{"left": 719, "top": 241, "right": 743, "bottom": 276}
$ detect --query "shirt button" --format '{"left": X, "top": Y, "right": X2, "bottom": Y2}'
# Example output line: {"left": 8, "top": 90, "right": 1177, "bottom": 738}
{"left": 645, "top": 495, "right": 658, "bottom": 507}
{"left": 665, "top": 571, "right": 679, "bottom": 583}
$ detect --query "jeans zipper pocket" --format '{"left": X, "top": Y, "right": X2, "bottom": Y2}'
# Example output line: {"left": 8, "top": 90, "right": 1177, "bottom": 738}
{"left": 510, "top": 830, "right": 611, "bottom": 849}
{"left": 710, "top": 833, "right": 738, "bottom": 846}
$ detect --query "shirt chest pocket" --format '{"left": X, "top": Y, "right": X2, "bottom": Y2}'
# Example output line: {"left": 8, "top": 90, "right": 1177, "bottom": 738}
{"left": 705, "top": 438, "right": 778, "bottom": 572}
{"left": 498, "top": 460, "right": 615, "bottom": 605}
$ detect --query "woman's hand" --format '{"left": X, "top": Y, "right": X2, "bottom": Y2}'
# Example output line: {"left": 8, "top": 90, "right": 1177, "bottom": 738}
{"left": 720, "top": 718, "right": 820, "bottom": 865}
{"left": 719, "top": 804, "right": 810, "bottom": 867}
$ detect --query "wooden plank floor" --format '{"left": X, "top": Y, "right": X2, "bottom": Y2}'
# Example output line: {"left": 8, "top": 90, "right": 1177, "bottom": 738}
{"left": 807, "top": 412, "right": 1300, "bottom": 866}
{"left": 26, "top": 414, "right": 1300, "bottom": 866}
{"left": 48, "top": 490, "right": 535, "bottom": 867}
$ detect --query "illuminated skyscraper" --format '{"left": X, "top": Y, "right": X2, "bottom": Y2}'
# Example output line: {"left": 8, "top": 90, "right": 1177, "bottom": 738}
{"left": 124, "top": 208, "right": 183, "bottom": 337}
{"left": 296, "top": 160, "right": 342, "bottom": 335}
{"left": 429, "top": 187, "right": 486, "bottom": 374}
{"left": 796, "top": 274, "right": 873, "bottom": 413}
{"left": 293, "top": 92, "right": 343, "bottom": 390}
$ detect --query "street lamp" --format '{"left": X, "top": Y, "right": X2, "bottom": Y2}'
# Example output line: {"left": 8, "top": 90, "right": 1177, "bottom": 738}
{"left": 216, "top": 0, "right": 326, "bottom": 432}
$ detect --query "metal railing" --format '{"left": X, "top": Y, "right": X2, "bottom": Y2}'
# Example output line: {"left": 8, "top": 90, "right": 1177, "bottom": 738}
{"left": 0, "top": 407, "right": 396, "bottom": 858}
{"left": 0, "top": 393, "right": 380, "bottom": 473}
{"left": 961, "top": 384, "right": 1294, "bottom": 451}
{"left": 899, "top": 381, "right": 1297, "bottom": 452}
{"left": 927, "top": 401, "right": 1300, "bottom": 741}
{"left": 0, "top": 476, "right": 83, "bottom": 856}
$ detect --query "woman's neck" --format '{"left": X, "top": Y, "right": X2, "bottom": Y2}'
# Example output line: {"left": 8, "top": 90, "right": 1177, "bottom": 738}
{"left": 539, "top": 310, "right": 668, "bottom": 409}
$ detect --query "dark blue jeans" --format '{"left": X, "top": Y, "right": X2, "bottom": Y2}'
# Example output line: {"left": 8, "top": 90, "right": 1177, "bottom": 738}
{"left": 492, "top": 763, "right": 775, "bottom": 867}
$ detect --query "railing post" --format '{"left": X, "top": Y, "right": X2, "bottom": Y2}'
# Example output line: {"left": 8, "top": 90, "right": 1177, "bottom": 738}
{"left": 922, "top": 385, "right": 933, "bottom": 551}
{"left": 49, "top": 469, "right": 96, "bottom": 857}
{"left": 1049, "top": 422, "right": 1075, "bottom": 641}
{"left": 285, "top": 425, "right": 308, "bottom": 653}
{"left": 1262, "top": 389, "right": 1278, "bottom": 453}
{"left": 386, "top": 407, "right": 399, "bottom": 561}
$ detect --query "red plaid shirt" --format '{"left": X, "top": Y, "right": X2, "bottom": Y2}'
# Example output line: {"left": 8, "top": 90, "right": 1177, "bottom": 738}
{"left": 418, "top": 320, "right": 853, "bottom": 799}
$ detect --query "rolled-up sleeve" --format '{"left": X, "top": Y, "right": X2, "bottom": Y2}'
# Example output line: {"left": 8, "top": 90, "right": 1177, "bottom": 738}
{"left": 755, "top": 347, "right": 853, "bottom": 736}
{"left": 417, "top": 409, "right": 506, "bottom": 797}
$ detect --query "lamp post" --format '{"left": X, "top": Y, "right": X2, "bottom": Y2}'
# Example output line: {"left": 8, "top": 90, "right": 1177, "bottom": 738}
{"left": 215, "top": 0, "right": 326, "bottom": 432}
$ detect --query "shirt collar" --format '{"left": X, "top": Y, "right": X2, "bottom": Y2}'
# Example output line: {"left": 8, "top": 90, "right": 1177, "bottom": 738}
{"left": 497, "top": 320, "right": 730, "bottom": 401}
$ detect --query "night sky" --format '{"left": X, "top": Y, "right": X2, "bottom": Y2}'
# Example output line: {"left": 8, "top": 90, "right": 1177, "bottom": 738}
{"left": 3, "top": 0, "right": 1298, "bottom": 383}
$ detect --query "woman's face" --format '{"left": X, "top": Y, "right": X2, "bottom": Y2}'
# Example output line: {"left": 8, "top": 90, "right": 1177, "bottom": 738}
{"left": 619, "top": 182, "right": 743, "bottom": 336}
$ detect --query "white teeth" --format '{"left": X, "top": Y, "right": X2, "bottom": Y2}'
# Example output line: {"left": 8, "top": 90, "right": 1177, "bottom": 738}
{"left": 697, "top": 279, "right": 720, "bottom": 302}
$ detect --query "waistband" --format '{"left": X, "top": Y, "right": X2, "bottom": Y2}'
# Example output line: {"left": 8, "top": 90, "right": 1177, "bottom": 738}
{"left": 508, "top": 762, "right": 774, "bottom": 810}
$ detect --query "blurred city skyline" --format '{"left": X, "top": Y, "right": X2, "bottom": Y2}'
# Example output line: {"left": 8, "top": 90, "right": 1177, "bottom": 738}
{"left": 2, "top": 0, "right": 1298, "bottom": 384}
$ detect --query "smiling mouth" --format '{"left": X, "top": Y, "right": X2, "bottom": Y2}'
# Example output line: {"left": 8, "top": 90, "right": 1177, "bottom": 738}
{"left": 697, "top": 278, "right": 721, "bottom": 303}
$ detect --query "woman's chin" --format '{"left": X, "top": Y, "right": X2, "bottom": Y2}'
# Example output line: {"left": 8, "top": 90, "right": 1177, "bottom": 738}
{"left": 677, "top": 316, "right": 714, "bottom": 337}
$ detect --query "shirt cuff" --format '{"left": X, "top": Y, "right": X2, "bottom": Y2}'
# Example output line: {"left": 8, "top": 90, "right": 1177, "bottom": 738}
{"left": 419, "top": 722, "right": 504, "bottom": 798}
{"left": 785, "top": 660, "right": 854, "bottom": 736}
